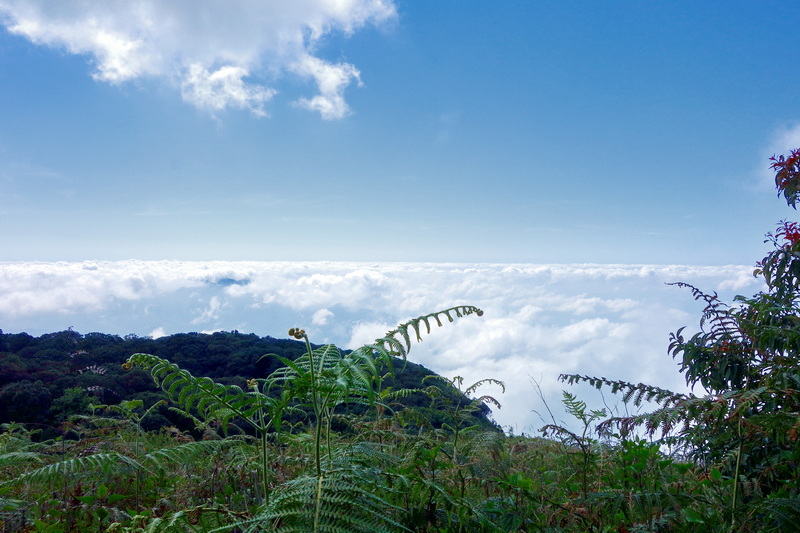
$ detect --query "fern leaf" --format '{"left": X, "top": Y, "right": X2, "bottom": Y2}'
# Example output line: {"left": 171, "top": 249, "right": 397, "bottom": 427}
{"left": 142, "top": 505, "right": 247, "bottom": 533}
{"left": 465, "top": 378, "right": 505, "bottom": 396}
{"left": 125, "top": 353, "right": 270, "bottom": 433}
{"left": 244, "top": 466, "right": 410, "bottom": 533}
{"left": 372, "top": 306, "right": 484, "bottom": 362}
{"left": 3, "top": 452, "right": 143, "bottom": 487}
{"left": 143, "top": 439, "right": 239, "bottom": 470}
{"left": 0, "top": 451, "right": 42, "bottom": 468}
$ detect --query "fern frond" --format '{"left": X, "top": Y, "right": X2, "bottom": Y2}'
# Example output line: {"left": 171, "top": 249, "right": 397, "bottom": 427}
{"left": 3, "top": 452, "right": 142, "bottom": 487}
{"left": 0, "top": 451, "right": 42, "bottom": 468}
{"left": 142, "top": 439, "right": 240, "bottom": 470}
{"left": 465, "top": 378, "right": 505, "bottom": 396}
{"left": 560, "top": 374, "right": 693, "bottom": 408}
{"left": 125, "top": 353, "right": 273, "bottom": 433}
{"left": 540, "top": 423, "right": 581, "bottom": 443}
{"left": 241, "top": 470, "right": 410, "bottom": 533}
{"left": 267, "top": 344, "right": 377, "bottom": 409}
{"left": 372, "top": 306, "right": 484, "bottom": 362}
{"left": 167, "top": 406, "right": 212, "bottom": 431}
{"left": 141, "top": 505, "right": 247, "bottom": 533}
{"left": 0, "top": 496, "right": 27, "bottom": 512}
{"left": 756, "top": 495, "right": 800, "bottom": 530}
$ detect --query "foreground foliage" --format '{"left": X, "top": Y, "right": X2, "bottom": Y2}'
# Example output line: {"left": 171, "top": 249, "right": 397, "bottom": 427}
{"left": 3, "top": 300, "right": 796, "bottom": 532}
{"left": 560, "top": 151, "right": 800, "bottom": 531}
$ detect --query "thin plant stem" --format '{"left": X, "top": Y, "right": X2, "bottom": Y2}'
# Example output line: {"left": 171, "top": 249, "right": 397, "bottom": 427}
{"left": 302, "top": 335, "right": 323, "bottom": 479}
{"left": 730, "top": 413, "right": 743, "bottom": 532}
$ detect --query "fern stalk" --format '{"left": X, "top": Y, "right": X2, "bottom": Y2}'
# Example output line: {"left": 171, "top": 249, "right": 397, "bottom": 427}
{"left": 730, "top": 412, "right": 743, "bottom": 532}
{"left": 298, "top": 333, "right": 324, "bottom": 479}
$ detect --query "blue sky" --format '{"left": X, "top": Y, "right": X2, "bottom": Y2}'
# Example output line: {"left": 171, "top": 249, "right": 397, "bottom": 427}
{"left": 1, "top": 2, "right": 800, "bottom": 432}
{"left": 1, "top": 1, "right": 798, "bottom": 264}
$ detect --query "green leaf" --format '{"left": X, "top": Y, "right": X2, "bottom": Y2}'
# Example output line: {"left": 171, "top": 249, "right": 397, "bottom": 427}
{"left": 683, "top": 507, "right": 705, "bottom": 524}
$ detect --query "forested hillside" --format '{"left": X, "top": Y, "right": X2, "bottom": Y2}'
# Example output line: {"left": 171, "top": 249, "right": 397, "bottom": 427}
{"left": 0, "top": 327, "right": 496, "bottom": 437}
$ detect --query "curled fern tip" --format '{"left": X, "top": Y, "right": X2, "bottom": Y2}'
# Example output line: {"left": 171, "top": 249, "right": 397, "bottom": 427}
{"left": 288, "top": 327, "right": 306, "bottom": 340}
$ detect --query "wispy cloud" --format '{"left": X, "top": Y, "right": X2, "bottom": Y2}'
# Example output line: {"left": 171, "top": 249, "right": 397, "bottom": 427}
{"left": 0, "top": 0, "right": 396, "bottom": 118}
{"left": 0, "top": 260, "right": 761, "bottom": 433}
{"left": 192, "top": 295, "right": 224, "bottom": 324}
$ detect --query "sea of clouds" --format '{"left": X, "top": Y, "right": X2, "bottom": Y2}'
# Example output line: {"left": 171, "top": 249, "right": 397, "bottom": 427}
{"left": 0, "top": 260, "right": 761, "bottom": 434}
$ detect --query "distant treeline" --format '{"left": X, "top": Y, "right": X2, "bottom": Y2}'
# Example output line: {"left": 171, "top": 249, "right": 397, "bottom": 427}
{"left": 0, "top": 329, "right": 497, "bottom": 437}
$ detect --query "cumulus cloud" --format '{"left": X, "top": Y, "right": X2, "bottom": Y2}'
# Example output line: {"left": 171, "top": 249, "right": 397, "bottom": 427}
{"left": 0, "top": 0, "right": 396, "bottom": 118}
{"left": 312, "top": 308, "right": 334, "bottom": 325}
{"left": 0, "top": 260, "right": 762, "bottom": 433}
{"left": 291, "top": 53, "right": 362, "bottom": 119}
{"left": 0, "top": 260, "right": 201, "bottom": 316}
{"left": 148, "top": 326, "right": 167, "bottom": 339}
{"left": 181, "top": 64, "right": 276, "bottom": 116}
{"left": 347, "top": 320, "right": 393, "bottom": 347}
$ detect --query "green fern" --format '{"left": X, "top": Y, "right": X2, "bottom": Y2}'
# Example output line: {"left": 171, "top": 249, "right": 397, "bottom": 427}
{"left": 0, "top": 451, "right": 42, "bottom": 469}
{"left": 115, "top": 505, "right": 248, "bottom": 533}
{"left": 2, "top": 452, "right": 142, "bottom": 487}
{"left": 220, "top": 444, "right": 409, "bottom": 533}
{"left": 362, "top": 306, "right": 484, "bottom": 363}
{"left": 142, "top": 439, "right": 241, "bottom": 470}
{"left": 560, "top": 374, "right": 691, "bottom": 408}
{"left": 126, "top": 353, "right": 276, "bottom": 434}
{"left": 118, "top": 307, "right": 485, "bottom": 530}
{"left": 756, "top": 496, "right": 800, "bottom": 531}
{"left": 558, "top": 374, "right": 702, "bottom": 439}
{"left": 244, "top": 470, "right": 409, "bottom": 533}
{"left": 267, "top": 344, "right": 376, "bottom": 408}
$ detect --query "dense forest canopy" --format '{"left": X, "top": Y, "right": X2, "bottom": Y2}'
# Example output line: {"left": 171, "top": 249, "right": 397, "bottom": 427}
{"left": 0, "top": 327, "right": 497, "bottom": 436}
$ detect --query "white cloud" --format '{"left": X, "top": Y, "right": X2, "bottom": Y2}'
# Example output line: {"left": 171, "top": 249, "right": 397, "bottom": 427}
{"left": 181, "top": 64, "right": 276, "bottom": 116}
{"left": 0, "top": 260, "right": 199, "bottom": 316}
{"left": 347, "top": 320, "right": 393, "bottom": 348}
{"left": 312, "top": 308, "right": 334, "bottom": 325}
{"left": 0, "top": 0, "right": 396, "bottom": 118}
{"left": 291, "top": 53, "right": 361, "bottom": 119}
{"left": 192, "top": 295, "right": 224, "bottom": 324}
{"left": 148, "top": 326, "right": 167, "bottom": 339}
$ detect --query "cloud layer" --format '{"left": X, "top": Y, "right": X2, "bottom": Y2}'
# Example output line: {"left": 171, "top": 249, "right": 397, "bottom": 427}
{"left": 0, "top": 260, "right": 762, "bottom": 433}
{"left": 0, "top": 0, "right": 395, "bottom": 118}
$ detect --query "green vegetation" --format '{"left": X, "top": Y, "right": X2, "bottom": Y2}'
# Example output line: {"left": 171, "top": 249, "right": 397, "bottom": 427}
{"left": 2, "top": 157, "right": 800, "bottom": 531}
{"left": 0, "top": 325, "right": 496, "bottom": 438}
